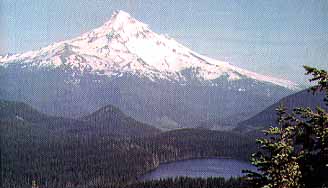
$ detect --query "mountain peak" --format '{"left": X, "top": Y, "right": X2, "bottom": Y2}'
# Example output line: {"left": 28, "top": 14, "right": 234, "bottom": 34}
{"left": 99, "top": 10, "right": 148, "bottom": 35}
{"left": 104, "top": 10, "right": 133, "bottom": 26}
{"left": 0, "top": 10, "right": 299, "bottom": 90}
{"left": 112, "top": 10, "right": 132, "bottom": 20}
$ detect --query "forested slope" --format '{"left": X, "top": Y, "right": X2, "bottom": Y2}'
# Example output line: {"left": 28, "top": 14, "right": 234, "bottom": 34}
{"left": 1, "top": 100, "right": 255, "bottom": 188}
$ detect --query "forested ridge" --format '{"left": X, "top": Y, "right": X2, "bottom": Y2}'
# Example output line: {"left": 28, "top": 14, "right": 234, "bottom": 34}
{"left": 0, "top": 100, "right": 255, "bottom": 188}
{"left": 132, "top": 128, "right": 255, "bottom": 162}
{"left": 235, "top": 89, "right": 327, "bottom": 134}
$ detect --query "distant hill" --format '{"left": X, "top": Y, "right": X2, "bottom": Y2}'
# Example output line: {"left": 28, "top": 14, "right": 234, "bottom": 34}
{"left": 234, "top": 89, "right": 327, "bottom": 133}
{"left": 0, "top": 99, "right": 160, "bottom": 137}
{"left": 0, "top": 100, "right": 48, "bottom": 122}
{"left": 80, "top": 105, "right": 161, "bottom": 137}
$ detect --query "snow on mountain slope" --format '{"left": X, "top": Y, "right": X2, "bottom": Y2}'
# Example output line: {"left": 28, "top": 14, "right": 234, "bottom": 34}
{"left": 0, "top": 10, "right": 298, "bottom": 89}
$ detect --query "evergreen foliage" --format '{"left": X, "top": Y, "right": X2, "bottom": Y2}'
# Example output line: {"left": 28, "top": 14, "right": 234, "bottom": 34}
{"left": 245, "top": 66, "right": 328, "bottom": 188}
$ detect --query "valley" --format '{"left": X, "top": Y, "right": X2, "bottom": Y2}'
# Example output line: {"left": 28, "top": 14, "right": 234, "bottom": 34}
{"left": 1, "top": 8, "right": 326, "bottom": 188}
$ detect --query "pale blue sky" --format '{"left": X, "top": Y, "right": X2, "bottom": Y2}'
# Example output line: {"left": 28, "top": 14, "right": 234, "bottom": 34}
{"left": 1, "top": 0, "right": 328, "bottom": 85}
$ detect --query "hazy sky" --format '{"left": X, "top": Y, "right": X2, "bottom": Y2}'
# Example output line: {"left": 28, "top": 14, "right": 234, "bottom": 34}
{"left": 1, "top": 0, "right": 328, "bottom": 85}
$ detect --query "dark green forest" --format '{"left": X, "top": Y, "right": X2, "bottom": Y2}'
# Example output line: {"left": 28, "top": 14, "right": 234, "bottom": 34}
{"left": 0, "top": 101, "right": 255, "bottom": 188}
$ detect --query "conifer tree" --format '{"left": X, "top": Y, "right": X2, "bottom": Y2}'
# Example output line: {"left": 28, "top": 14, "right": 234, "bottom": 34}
{"left": 243, "top": 105, "right": 303, "bottom": 188}
{"left": 244, "top": 66, "right": 328, "bottom": 188}
{"left": 297, "top": 66, "right": 328, "bottom": 187}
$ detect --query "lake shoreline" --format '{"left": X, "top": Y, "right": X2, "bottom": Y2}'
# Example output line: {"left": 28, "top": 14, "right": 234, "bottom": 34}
{"left": 137, "top": 157, "right": 254, "bottom": 182}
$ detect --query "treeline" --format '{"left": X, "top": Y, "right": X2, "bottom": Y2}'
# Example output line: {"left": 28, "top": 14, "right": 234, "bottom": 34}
{"left": 123, "top": 177, "right": 249, "bottom": 188}
{"left": 132, "top": 128, "right": 256, "bottom": 163}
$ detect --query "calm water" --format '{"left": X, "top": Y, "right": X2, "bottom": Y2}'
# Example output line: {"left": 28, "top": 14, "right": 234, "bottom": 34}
{"left": 139, "top": 158, "right": 257, "bottom": 181}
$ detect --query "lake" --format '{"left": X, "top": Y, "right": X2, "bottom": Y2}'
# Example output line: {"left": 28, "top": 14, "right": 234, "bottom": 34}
{"left": 139, "top": 158, "right": 257, "bottom": 181}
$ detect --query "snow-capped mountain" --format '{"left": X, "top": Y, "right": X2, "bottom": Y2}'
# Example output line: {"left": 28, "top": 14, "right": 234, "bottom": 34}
{"left": 0, "top": 10, "right": 299, "bottom": 130}
{"left": 0, "top": 10, "right": 297, "bottom": 89}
